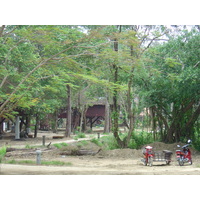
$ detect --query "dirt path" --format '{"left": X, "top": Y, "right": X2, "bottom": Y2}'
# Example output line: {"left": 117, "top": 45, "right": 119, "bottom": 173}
{"left": 1, "top": 157, "right": 200, "bottom": 175}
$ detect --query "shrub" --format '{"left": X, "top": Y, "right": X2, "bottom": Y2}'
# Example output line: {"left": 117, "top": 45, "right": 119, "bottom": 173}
{"left": 73, "top": 136, "right": 78, "bottom": 140}
{"left": 77, "top": 133, "right": 86, "bottom": 138}
{"left": 127, "top": 139, "right": 137, "bottom": 149}
{"left": 90, "top": 138, "right": 103, "bottom": 147}
{"left": 128, "top": 131, "right": 154, "bottom": 149}
{"left": 99, "top": 135, "right": 119, "bottom": 150}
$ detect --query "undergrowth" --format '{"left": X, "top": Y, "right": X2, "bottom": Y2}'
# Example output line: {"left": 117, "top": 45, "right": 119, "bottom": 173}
{"left": 91, "top": 135, "right": 119, "bottom": 150}
{"left": 128, "top": 131, "right": 155, "bottom": 149}
{"left": 90, "top": 131, "right": 155, "bottom": 150}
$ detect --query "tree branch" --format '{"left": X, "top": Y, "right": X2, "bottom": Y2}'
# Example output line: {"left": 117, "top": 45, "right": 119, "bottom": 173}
{"left": 3, "top": 25, "right": 19, "bottom": 36}
{"left": 194, "top": 61, "right": 200, "bottom": 68}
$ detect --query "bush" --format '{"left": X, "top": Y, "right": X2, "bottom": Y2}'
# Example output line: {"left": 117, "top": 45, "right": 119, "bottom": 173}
{"left": 127, "top": 139, "right": 137, "bottom": 149}
{"left": 90, "top": 138, "right": 103, "bottom": 147}
{"left": 99, "top": 135, "right": 119, "bottom": 150}
{"left": 128, "top": 131, "right": 154, "bottom": 149}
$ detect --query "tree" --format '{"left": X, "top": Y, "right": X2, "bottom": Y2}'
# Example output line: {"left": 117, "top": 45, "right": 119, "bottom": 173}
{"left": 139, "top": 28, "right": 200, "bottom": 142}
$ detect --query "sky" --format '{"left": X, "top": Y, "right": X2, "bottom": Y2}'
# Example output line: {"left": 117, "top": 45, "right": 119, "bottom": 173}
{"left": 1, "top": 0, "right": 199, "bottom": 25}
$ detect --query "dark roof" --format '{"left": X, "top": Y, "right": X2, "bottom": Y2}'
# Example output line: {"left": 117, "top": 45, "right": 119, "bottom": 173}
{"left": 58, "top": 104, "right": 105, "bottom": 118}
{"left": 86, "top": 105, "right": 105, "bottom": 117}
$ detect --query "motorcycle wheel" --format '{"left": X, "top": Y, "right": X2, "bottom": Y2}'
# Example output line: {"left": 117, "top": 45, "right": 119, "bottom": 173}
{"left": 148, "top": 157, "right": 153, "bottom": 167}
{"left": 143, "top": 159, "right": 147, "bottom": 166}
{"left": 178, "top": 159, "right": 184, "bottom": 166}
{"left": 166, "top": 161, "right": 171, "bottom": 165}
{"left": 141, "top": 158, "right": 147, "bottom": 166}
{"left": 189, "top": 160, "right": 192, "bottom": 165}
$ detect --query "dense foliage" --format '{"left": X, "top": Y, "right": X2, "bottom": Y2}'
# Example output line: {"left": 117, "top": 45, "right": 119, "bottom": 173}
{"left": 0, "top": 25, "right": 199, "bottom": 147}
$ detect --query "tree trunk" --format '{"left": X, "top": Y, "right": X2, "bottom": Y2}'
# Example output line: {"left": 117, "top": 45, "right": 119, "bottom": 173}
{"left": 124, "top": 73, "right": 134, "bottom": 147}
{"left": 0, "top": 118, "right": 5, "bottom": 135}
{"left": 34, "top": 114, "right": 39, "bottom": 138}
{"left": 112, "top": 63, "right": 124, "bottom": 148}
{"left": 65, "top": 85, "right": 71, "bottom": 137}
{"left": 104, "top": 96, "right": 110, "bottom": 133}
{"left": 25, "top": 115, "right": 31, "bottom": 134}
{"left": 80, "top": 105, "right": 87, "bottom": 132}
{"left": 149, "top": 106, "right": 156, "bottom": 141}
{"left": 112, "top": 33, "right": 124, "bottom": 148}
{"left": 181, "top": 103, "right": 200, "bottom": 138}
{"left": 52, "top": 110, "right": 58, "bottom": 133}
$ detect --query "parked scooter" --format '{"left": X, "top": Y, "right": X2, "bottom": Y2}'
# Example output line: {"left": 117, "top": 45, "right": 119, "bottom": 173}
{"left": 142, "top": 146, "right": 154, "bottom": 167}
{"left": 176, "top": 139, "right": 192, "bottom": 166}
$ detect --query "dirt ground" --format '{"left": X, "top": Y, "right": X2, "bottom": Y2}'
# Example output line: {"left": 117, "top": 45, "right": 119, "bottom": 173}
{"left": 1, "top": 131, "right": 200, "bottom": 175}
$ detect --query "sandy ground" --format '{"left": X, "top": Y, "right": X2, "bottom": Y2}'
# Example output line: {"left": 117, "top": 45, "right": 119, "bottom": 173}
{"left": 2, "top": 157, "right": 200, "bottom": 175}
{"left": 1, "top": 130, "right": 200, "bottom": 175}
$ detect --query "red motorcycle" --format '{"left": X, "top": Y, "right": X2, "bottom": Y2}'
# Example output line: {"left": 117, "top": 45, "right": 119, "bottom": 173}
{"left": 176, "top": 139, "right": 192, "bottom": 166}
{"left": 142, "top": 145, "right": 154, "bottom": 167}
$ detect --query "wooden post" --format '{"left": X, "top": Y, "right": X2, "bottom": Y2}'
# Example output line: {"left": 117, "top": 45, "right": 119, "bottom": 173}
{"left": 97, "top": 132, "right": 100, "bottom": 139}
{"left": 15, "top": 116, "right": 20, "bottom": 140}
{"left": 36, "top": 150, "right": 41, "bottom": 165}
{"left": 42, "top": 135, "right": 45, "bottom": 146}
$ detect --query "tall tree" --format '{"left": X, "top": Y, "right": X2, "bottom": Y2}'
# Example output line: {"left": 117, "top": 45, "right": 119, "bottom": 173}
{"left": 139, "top": 28, "right": 200, "bottom": 142}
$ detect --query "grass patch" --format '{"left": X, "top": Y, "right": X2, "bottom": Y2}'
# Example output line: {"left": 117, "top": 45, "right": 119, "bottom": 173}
{"left": 90, "top": 138, "right": 103, "bottom": 147}
{"left": 90, "top": 135, "right": 119, "bottom": 150}
{"left": 73, "top": 136, "right": 79, "bottom": 140}
{"left": 53, "top": 143, "right": 68, "bottom": 149}
{"left": 4, "top": 159, "right": 72, "bottom": 166}
{"left": 76, "top": 140, "right": 88, "bottom": 148}
{"left": 25, "top": 144, "right": 33, "bottom": 149}
{"left": 0, "top": 146, "right": 7, "bottom": 163}
{"left": 73, "top": 133, "right": 86, "bottom": 140}
{"left": 6, "top": 159, "right": 35, "bottom": 164}
{"left": 0, "top": 146, "right": 6, "bottom": 156}
{"left": 41, "top": 160, "right": 72, "bottom": 166}
{"left": 60, "top": 142, "right": 68, "bottom": 146}
{"left": 5, "top": 159, "right": 35, "bottom": 164}
{"left": 90, "top": 131, "right": 155, "bottom": 150}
